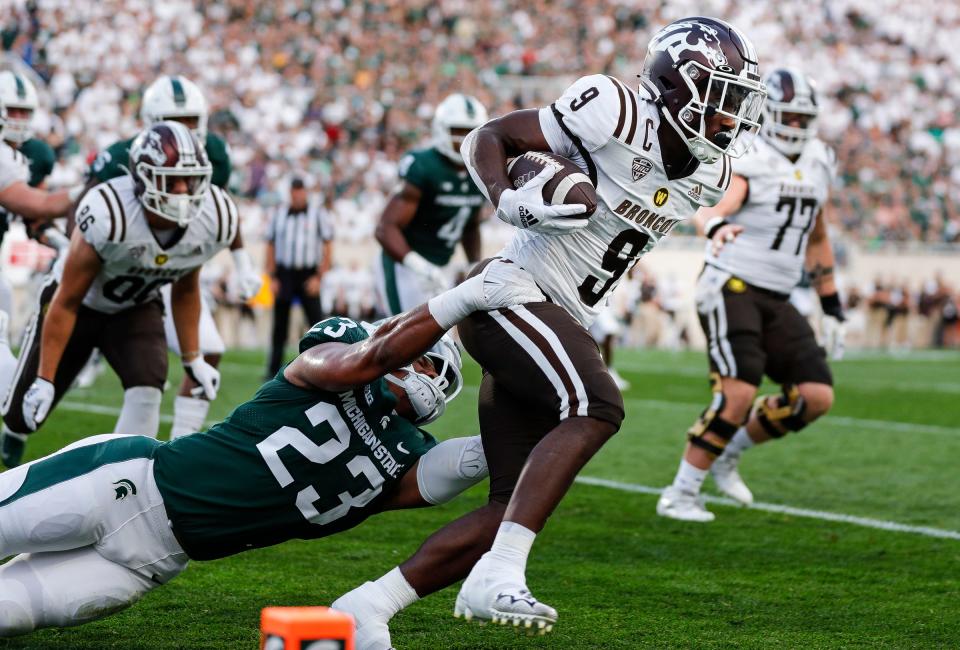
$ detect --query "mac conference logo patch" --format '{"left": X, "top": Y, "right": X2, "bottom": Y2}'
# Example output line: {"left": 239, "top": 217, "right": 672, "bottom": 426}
{"left": 632, "top": 157, "right": 653, "bottom": 181}
{"left": 155, "top": 253, "right": 169, "bottom": 265}
{"left": 653, "top": 187, "right": 669, "bottom": 207}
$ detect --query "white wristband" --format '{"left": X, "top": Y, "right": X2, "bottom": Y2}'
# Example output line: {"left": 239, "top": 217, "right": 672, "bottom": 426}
{"left": 704, "top": 216, "right": 727, "bottom": 239}
{"left": 427, "top": 274, "right": 484, "bottom": 330}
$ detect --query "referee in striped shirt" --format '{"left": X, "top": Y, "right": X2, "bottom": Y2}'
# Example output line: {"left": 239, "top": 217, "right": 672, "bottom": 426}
{"left": 265, "top": 178, "right": 333, "bottom": 376}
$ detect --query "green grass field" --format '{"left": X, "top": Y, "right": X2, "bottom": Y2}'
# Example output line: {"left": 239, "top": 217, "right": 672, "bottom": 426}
{"left": 2, "top": 347, "right": 959, "bottom": 649}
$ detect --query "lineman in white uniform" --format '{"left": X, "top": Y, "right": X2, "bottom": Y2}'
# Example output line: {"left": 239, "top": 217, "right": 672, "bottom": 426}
{"left": 0, "top": 121, "right": 233, "bottom": 467}
{"left": 333, "top": 17, "right": 768, "bottom": 643}
{"left": 658, "top": 67, "right": 845, "bottom": 522}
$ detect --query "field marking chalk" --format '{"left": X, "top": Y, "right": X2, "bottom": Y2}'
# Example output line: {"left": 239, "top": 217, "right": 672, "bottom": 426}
{"left": 576, "top": 476, "right": 960, "bottom": 541}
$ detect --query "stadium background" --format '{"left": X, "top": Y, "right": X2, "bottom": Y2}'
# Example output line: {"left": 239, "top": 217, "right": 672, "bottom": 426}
{"left": 1, "top": 0, "right": 958, "bottom": 355}
{"left": 0, "top": 1, "right": 959, "bottom": 647}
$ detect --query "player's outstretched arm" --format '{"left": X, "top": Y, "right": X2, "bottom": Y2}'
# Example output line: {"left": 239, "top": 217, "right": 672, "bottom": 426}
{"left": 0, "top": 180, "right": 82, "bottom": 223}
{"left": 696, "top": 174, "right": 748, "bottom": 255}
{"left": 286, "top": 259, "right": 545, "bottom": 392}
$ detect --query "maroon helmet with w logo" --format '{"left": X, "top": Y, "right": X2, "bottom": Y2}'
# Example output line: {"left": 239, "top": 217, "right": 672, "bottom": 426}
{"left": 640, "top": 17, "right": 766, "bottom": 164}
{"left": 129, "top": 121, "right": 212, "bottom": 227}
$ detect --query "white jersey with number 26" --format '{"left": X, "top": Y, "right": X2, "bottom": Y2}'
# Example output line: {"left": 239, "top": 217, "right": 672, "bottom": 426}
{"left": 74, "top": 175, "right": 237, "bottom": 314}
{"left": 494, "top": 74, "right": 731, "bottom": 328}
{"left": 706, "top": 135, "right": 836, "bottom": 294}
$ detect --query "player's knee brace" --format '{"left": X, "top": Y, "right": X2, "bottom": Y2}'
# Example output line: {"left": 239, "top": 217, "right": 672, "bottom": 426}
{"left": 754, "top": 384, "right": 807, "bottom": 437}
{"left": 114, "top": 387, "right": 163, "bottom": 438}
{"left": 687, "top": 373, "right": 740, "bottom": 456}
{"left": 416, "top": 436, "right": 488, "bottom": 505}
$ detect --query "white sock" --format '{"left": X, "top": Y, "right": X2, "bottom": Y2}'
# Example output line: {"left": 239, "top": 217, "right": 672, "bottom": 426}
{"left": 374, "top": 567, "right": 419, "bottom": 618}
{"left": 114, "top": 386, "right": 162, "bottom": 438}
{"left": 170, "top": 395, "right": 211, "bottom": 440}
{"left": 724, "top": 427, "right": 755, "bottom": 456}
{"left": 672, "top": 459, "right": 708, "bottom": 495}
{"left": 487, "top": 521, "right": 536, "bottom": 576}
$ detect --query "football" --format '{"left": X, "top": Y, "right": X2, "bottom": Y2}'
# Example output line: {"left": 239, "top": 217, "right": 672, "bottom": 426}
{"left": 506, "top": 151, "right": 598, "bottom": 217}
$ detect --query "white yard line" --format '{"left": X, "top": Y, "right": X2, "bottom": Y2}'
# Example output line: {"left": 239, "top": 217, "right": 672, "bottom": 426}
{"left": 575, "top": 476, "right": 960, "bottom": 541}
{"left": 59, "top": 400, "right": 174, "bottom": 424}
{"left": 55, "top": 397, "right": 959, "bottom": 540}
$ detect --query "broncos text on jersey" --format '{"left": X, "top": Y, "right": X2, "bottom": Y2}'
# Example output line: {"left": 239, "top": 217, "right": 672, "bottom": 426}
{"left": 505, "top": 74, "right": 731, "bottom": 327}
{"left": 73, "top": 175, "right": 237, "bottom": 313}
{"left": 706, "top": 135, "right": 837, "bottom": 294}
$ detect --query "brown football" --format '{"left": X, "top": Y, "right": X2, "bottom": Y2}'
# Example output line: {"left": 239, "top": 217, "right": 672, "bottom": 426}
{"left": 506, "top": 151, "right": 597, "bottom": 217}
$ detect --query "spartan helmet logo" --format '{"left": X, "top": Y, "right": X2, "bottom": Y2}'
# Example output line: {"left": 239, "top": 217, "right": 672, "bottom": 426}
{"left": 113, "top": 479, "right": 137, "bottom": 501}
{"left": 653, "top": 21, "right": 729, "bottom": 68}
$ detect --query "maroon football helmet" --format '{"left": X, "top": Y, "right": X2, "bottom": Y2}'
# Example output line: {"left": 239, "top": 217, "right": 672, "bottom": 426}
{"left": 761, "top": 68, "right": 819, "bottom": 155}
{"left": 129, "top": 120, "right": 212, "bottom": 226}
{"left": 640, "top": 17, "right": 766, "bottom": 163}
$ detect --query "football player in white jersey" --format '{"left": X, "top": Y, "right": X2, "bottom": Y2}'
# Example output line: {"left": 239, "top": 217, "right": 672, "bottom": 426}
{"left": 657, "top": 68, "right": 844, "bottom": 522}
{"left": 65, "top": 75, "right": 260, "bottom": 443}
{"left": 0, "top": 99, "right": 84, "bottom": 422}
{"left": 332, "top": 16, "right": 766, "bottom": 642}
{"left": 0, "top": 121, "right": 234, "bottom": 467}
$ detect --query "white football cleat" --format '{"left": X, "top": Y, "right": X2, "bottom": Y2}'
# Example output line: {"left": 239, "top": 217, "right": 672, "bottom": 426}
{"left": 711, "top": 452, "right": 754, "bottom": 506}
{"left": 454, "top": 553, "right": 557, "bottom": 633}
{"left": 656, "top": 486, "right": 715, "bottom": 522}
{"left": 609, "top": 368, "right": 630, "bottom": 391}
{"left": 331, "top": 582, "right": 396, "bottom": 650}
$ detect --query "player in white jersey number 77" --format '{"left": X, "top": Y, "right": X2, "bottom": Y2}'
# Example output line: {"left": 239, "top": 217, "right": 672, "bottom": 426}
{"left": 333, "top": 16, "right": 767, "bottom": 643}
{"left": 657, "top": 67, "right": 843, "bottom": 522}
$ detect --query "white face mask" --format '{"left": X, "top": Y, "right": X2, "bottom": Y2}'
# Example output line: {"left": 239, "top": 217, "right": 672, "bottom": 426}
{"left": 386, "top": 368, "right": 448, "bottom": 425}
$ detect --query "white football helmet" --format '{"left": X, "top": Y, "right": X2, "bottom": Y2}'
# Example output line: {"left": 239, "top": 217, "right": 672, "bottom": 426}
{"left": 761, "top": 68, "right": 819, "bottom": 156}
{"left": 432, "top": 94, "right": 488, "bottom": 163}
{"left": 130, "top": 121, "right": 212, "bottom": 227}
{"left": 0, "top": 71, "right": 38, "bottom": 144}
{"left": 385, "top": 332, "right": 464, "bottom": 426}
{"left": 141, "top": 75, "right": 209, "bottom": 142}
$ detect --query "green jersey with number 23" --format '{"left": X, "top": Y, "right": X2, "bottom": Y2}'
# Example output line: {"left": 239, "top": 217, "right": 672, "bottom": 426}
{"left": 152, "top": 316, "right": 438, "bottom": 560}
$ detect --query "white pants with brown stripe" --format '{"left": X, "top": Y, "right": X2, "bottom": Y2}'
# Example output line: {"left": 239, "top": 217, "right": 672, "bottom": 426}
{"left": 458, "top": 262, "right": 624, "bottom": 503}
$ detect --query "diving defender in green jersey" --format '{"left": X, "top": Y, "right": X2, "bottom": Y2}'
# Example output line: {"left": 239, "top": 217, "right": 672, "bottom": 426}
{"left": 375, "top": 94, "right": 489, "bottom": 315}
{"left": 0, "top": 259, "right": 547, "bottom": 637}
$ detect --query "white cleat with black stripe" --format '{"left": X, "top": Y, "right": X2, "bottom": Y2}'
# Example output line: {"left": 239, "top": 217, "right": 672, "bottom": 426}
{"left": 454, "top": 555, "right": 557, "bottom": 634}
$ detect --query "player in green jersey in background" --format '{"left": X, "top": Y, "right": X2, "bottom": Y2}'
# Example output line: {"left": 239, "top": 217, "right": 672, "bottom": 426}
{"left": 0, "top": 71, "right": 68, "bottom": 254}
{"left": 0, "top": 259, "right": 546, "bottom": 637}
{"left": 375, "top": 94, "right": 489, "bottom": 315}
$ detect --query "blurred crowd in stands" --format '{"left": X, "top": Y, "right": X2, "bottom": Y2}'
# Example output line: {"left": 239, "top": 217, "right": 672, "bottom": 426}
{"left": 1, "top": 0, "right": 958, "bottom": 350}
